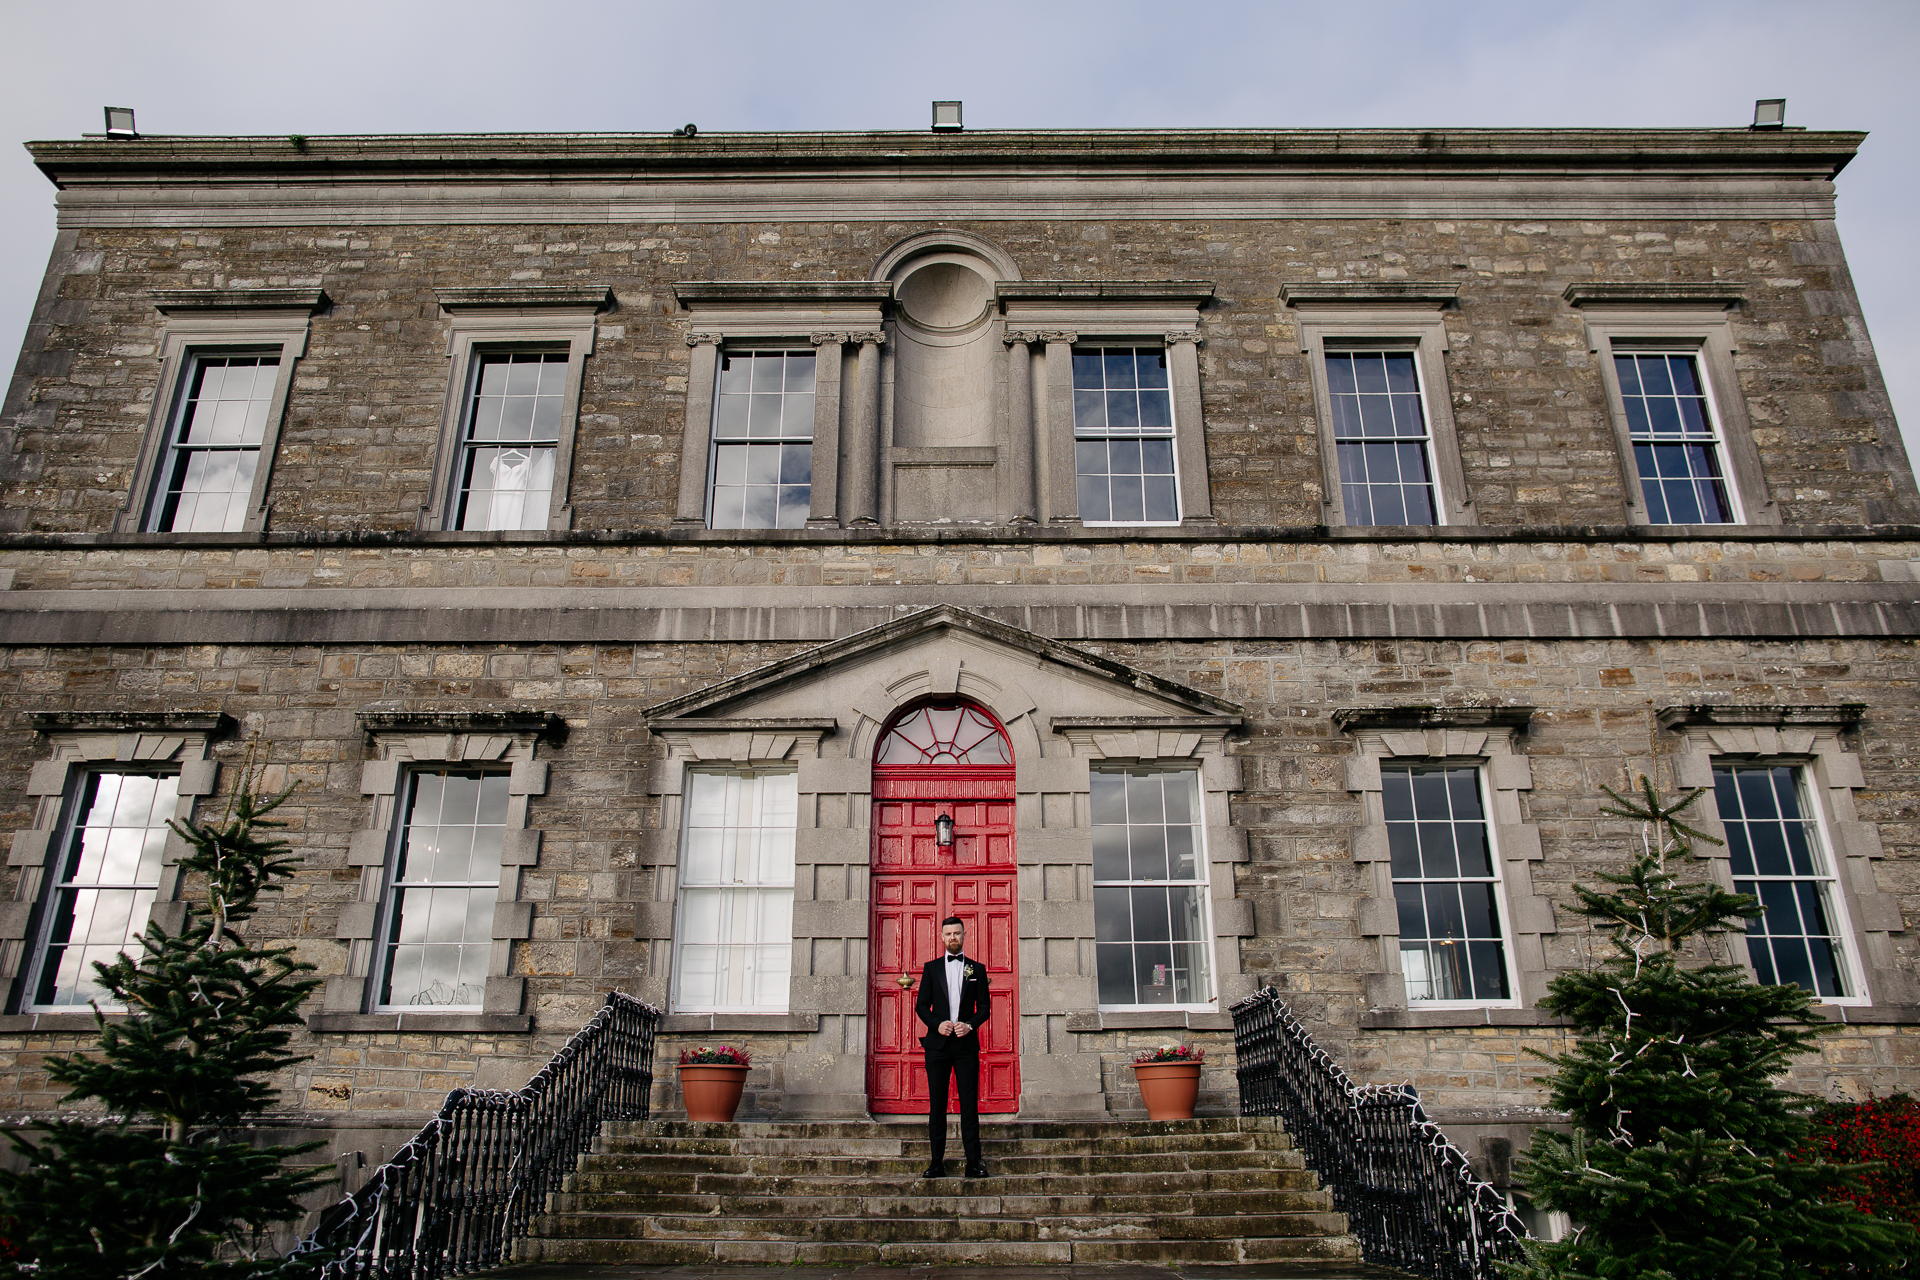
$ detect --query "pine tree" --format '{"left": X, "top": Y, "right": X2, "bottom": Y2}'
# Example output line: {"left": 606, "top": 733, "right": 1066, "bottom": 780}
{"left": 0, "top": 748, "right": 332, "bottom": 1277}
{"left": 1510, "top": 777, "right": 1914, "bottom": 1279}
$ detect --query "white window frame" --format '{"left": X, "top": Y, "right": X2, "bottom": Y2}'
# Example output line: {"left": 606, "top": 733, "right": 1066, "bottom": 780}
{"left": 3, "top": 716, "right": 223, "bottom": 1022}
{"left": 1069, "top": 345, "right": 1184, "bottom": 528}
{"left": 1288, "top": 287, "right": 1475, "bottom": 527}
{"left": 1663, "top": 705, "right": 1899, "bottom": 1008}
{"left": 20, "top": 768, "right": 179, "bottom": 1012}
{"left": 421, "top": 288, "right": 609, "bottom": 532}
{"left": 117, "top": 290, "right": 321, "bottom": 533}
{"left": 705, "top": 346, "right": 820, "bottom": 530}
{"left": 670, "top": 766, "right": 798, "bottom": 1015}
{"left": 323, "top": 714, "right": 552, "bottom": 1026}
{"left": 1090, "top": 763, "right": 1216, "bottom": 1011}
{"left": 1708, "top": 761, "right": 1866, "bottom": 1005}
{"left": 1338, "top": 708, "right": 1554, "bottom": 1018}
{"left": 370, "top": 768, "right": 513, "bottom": 1013}
{"left": 1566, "top": 286, "right": 1778, "bottom": 527}
{"left": 1380, "top": 763, "right": 1521, "bottom": 1010}
{"left": 1319, "top": 342, "right": 1448, "bottom": 528}
{"left": 672, "top": 282, "right": 892, "bottom": 530}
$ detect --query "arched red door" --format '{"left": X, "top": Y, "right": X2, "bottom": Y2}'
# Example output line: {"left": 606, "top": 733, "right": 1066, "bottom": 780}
{"left": 867, "top": 701, "right": 1020, "bottom": 1114}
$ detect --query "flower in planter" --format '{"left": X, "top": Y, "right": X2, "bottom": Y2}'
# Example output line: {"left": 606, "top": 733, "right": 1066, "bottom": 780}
{"left": 679, "top": 1045, "right": 752, "bottom": 1066}
{"left": 1134, "top": 1043, "right": 1203, "bottom": 1065}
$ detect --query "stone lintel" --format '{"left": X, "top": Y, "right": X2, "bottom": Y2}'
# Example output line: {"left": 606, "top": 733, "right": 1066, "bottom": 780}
{"left": 1656, "top": 703, "right": 1866, "bottom": 731}
{"left": 434, "top": 285, "right": 613, "bottom": 311}
{"left": 1333, "top": 705, "right": 1536, "bottom": 733}
{"left": 29, "top": 710, "right": 235, "bottom": 736}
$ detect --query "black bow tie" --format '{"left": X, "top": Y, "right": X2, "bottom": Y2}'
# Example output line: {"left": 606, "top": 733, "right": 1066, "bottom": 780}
{"left": 947, "top": 955, "right": 964, "bottom": 963}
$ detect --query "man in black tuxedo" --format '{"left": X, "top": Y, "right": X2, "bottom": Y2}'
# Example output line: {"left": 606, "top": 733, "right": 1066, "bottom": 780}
{"left": 914, "top": 915, "right": 991, "bottom": 1179}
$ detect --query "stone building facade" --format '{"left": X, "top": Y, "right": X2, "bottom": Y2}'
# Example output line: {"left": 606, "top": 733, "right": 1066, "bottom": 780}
{"left": 1, "top": 124, "right": 1917, "bottom": 1187}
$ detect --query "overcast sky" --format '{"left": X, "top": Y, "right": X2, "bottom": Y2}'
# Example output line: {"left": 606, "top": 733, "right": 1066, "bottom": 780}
{"left": 3, "top": 0, "right": 1916, "bottom": 477}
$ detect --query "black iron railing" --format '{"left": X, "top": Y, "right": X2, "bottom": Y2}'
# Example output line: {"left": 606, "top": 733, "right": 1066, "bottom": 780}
{"left": 292, "top": 991, "right": 660, "bottom": 1279}
{"left": 1231, "top": 985, "right": 1529, "bottom": 1280}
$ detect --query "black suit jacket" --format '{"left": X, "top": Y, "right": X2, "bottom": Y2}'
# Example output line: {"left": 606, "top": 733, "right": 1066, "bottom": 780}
{"left": 915, "top": 953, "right": 991, "bottom": 1055}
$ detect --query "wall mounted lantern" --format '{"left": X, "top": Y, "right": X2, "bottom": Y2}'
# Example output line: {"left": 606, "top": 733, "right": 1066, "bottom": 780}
{"left": 933, "top": 813, "right": 956, "bottom": 847}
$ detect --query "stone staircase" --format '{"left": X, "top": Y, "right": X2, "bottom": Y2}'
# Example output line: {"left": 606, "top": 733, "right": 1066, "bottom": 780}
{"left": 523, "top": 1115, "right": 1361, "bottom": 1267}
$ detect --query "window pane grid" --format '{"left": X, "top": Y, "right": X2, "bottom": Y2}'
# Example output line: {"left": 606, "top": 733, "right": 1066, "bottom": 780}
{"left": 710, "top": 350, "right": 815, "bottom": 529}
{"left": 1091, "top": 768, "right": 1211, "bottom": 1007}
{"left": 377, "top": 770, "right": 508, "bottom": 1010}
{"left": 152, "top": 354, "right": 278, "bottom": 532}
{"left": 455, "top": 350, "right": 566, "bottom": 531}
{"left": 1615, "top": 352, "right": 1734, "bottom": 524}
{"left": 1384, "top": 766, "right": 1509, "bottom": 1003}
{"left": 30, "top": 771, "right": 178, "bottom": 1010}
{"left": 1327, "top": 351, "right": 1437, "bottom": 526}
{"left": 1072, "top": 347, "right": 1178, "bottom": 524}
{"left": 1714, "top": 764, "right": 1849, "bottom": 998}
{"left": 675, "top": 770, "right": 797, "bottom": 1012}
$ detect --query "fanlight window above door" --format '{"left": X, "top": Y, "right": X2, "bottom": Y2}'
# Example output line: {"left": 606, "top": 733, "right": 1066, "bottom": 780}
{"left": 875, "top": 704, "right": 1011, "bottom": 765}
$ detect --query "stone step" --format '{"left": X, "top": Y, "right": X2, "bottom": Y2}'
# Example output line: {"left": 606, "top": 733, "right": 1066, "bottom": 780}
{"left": 559, "top": 1166, "right": 1324, "bottom": 1198}
{"left": 547, "top": 1185, "right": 1336, "bottom": 1217}
{"left": 532, "top": 1209, "right": 1348, "bottom": 1244}
{"left": 573, "top": 1148, "right": 1302, "bottom": 1178}
{"left": 530, "top": 1116, "right": 1363, "bottom": 1268}
{"left": 519, "top": 1234, "right": 1359, "bottom": 1267}
{"left": 610, "top": 1116, "right": 1272, "bottom": 1141}
{"left": 595, "top": 1128, "right": 1293, "bottom": 1156}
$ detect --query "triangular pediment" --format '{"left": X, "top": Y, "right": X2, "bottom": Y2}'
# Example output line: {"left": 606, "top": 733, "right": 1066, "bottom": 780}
{"left": 642, "top": 607, "right": 1240, "bottom": 757}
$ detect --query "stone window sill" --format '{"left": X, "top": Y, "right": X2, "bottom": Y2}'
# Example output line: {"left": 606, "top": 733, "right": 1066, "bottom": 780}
{"left": 1360, "top": 1008, "right": 1571, "bottom": 1030}
{"left": 1064, "top": 1010, "right": 1234, "bottom": 1032}
{"left": 661, "top": 1013, "right": 821, "bottom": 1034}
{"left": 307, "top": 1013, "right": 534, "bottom": 1034}
{"left": 0, "top": 1013, "right": 117, "bottom": 1033}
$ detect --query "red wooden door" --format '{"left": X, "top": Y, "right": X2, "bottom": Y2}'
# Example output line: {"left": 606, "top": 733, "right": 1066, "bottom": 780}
{"left": 867, "top": 703, "right": 1019, "bottom": 1114}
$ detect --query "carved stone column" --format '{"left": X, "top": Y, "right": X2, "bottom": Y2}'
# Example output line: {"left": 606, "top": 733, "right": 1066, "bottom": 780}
{"left": 1002, "top": 331, "right": 1040, "bottom": 524}
{"left": 674, "top": 332, "right": 722, "bottom": 525}
{"left": 806, "top": 333, "right": 848, "bottom": 527}
{"left": 1165, "top": 331, "right": 1213, "bottom": 522}
{"left": 847, "top": 333, "right": 885, "bottom": 525}
{"left": 1038, "top": 333, "right": 1080, "bottom": 523}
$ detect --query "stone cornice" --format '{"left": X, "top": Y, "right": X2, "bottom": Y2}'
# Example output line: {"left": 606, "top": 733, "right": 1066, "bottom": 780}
{"left": 1281, "top": 282, "right": 1459, "bottom": 309}
{"left": 433, "top": 285, "right": 613, "bottom": 311}
{"left": 149, "top": 287, "right": 328, "bottom": 314}
{"left": 1332, "top": 705, "right": 1537, "bottom": 733}
{"left": 996, "top": 281, "right": 1215, "bottom": 306}
{"left": 1563, "top": 282, "right": 1747, "bottom": 309}
{"left": 674, "top": 282, "right": 895, "bottom": 307}
{"left": 1656, "top": 703, "right": 1866, "bottom": 731}
{"left": 28, "top": 711, "right": 236, "bottom": 735}
{"left": 355, "top": 709, "right": 567, "bottom": 739}
{"left": 29, "top": 129, "right": 1865, "bottom": 184}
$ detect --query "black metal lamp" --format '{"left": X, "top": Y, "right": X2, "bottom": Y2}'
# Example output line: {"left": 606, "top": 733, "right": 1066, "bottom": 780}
{"left": 933, "top": 813, "right": 955, "bottom": 847}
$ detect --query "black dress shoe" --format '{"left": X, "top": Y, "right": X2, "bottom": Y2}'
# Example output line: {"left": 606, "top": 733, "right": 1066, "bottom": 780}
{"left": 920, "top": 1164, "right": 946, "bottom": 1179}
{"left": 964, "top": 1163, "right": 988, "bottom": 1178}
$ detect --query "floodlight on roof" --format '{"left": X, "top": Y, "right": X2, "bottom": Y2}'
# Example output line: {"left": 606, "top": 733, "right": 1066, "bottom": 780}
{"left": 931, "top": 101, "right": 963, "bottom": 132}
{"left": 1752, "top": 99, "right": 1786, "bottom": 129}
{"left": 103, "top": 107, "right": 137, "bottom": 138}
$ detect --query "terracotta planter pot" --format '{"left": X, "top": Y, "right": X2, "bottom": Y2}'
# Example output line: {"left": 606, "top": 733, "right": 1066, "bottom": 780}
{"left": 678, "top": 1063, "right": 749, "bottom": 1122}
{"left": 1132, "top": 1061, "right": 1201, "bottom": 1120}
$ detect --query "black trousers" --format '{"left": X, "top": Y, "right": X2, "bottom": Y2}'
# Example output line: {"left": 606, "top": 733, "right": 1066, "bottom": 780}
{"left": 923, "top": 1048, "right": 981, "bottom": 1166}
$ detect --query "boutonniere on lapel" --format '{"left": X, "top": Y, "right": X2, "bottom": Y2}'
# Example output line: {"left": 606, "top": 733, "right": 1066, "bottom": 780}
{"left": 964, "top": 963, "right": 978, "bottom": 981}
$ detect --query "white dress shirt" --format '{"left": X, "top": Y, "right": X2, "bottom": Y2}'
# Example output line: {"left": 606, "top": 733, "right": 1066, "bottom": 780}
{"left": 944, "top": 952, "right": 966, "bottom": 1025}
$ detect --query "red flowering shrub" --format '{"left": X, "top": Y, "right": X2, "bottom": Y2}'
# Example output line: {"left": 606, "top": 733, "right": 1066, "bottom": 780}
{"left": 1800, "top": 1094, "right": 1920, "bottom": 1228}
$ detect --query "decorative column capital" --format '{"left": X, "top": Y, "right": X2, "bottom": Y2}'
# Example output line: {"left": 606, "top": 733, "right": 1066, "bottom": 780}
{"left": 684, "top": 329, "right": 725, "bottom": 348}
{"left": 1005, "top": 329, "right": 1077, "bottom": 346}
{"left": 811, "top": 329, "right": 886, "bottom": 347}
{"left": 1164, "top": 329, "right": 1203, "bottom": 347}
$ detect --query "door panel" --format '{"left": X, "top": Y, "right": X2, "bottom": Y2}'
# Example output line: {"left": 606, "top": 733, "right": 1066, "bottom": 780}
{"left": 867, "top": 763, "right": 1020, "bottom": 1115}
